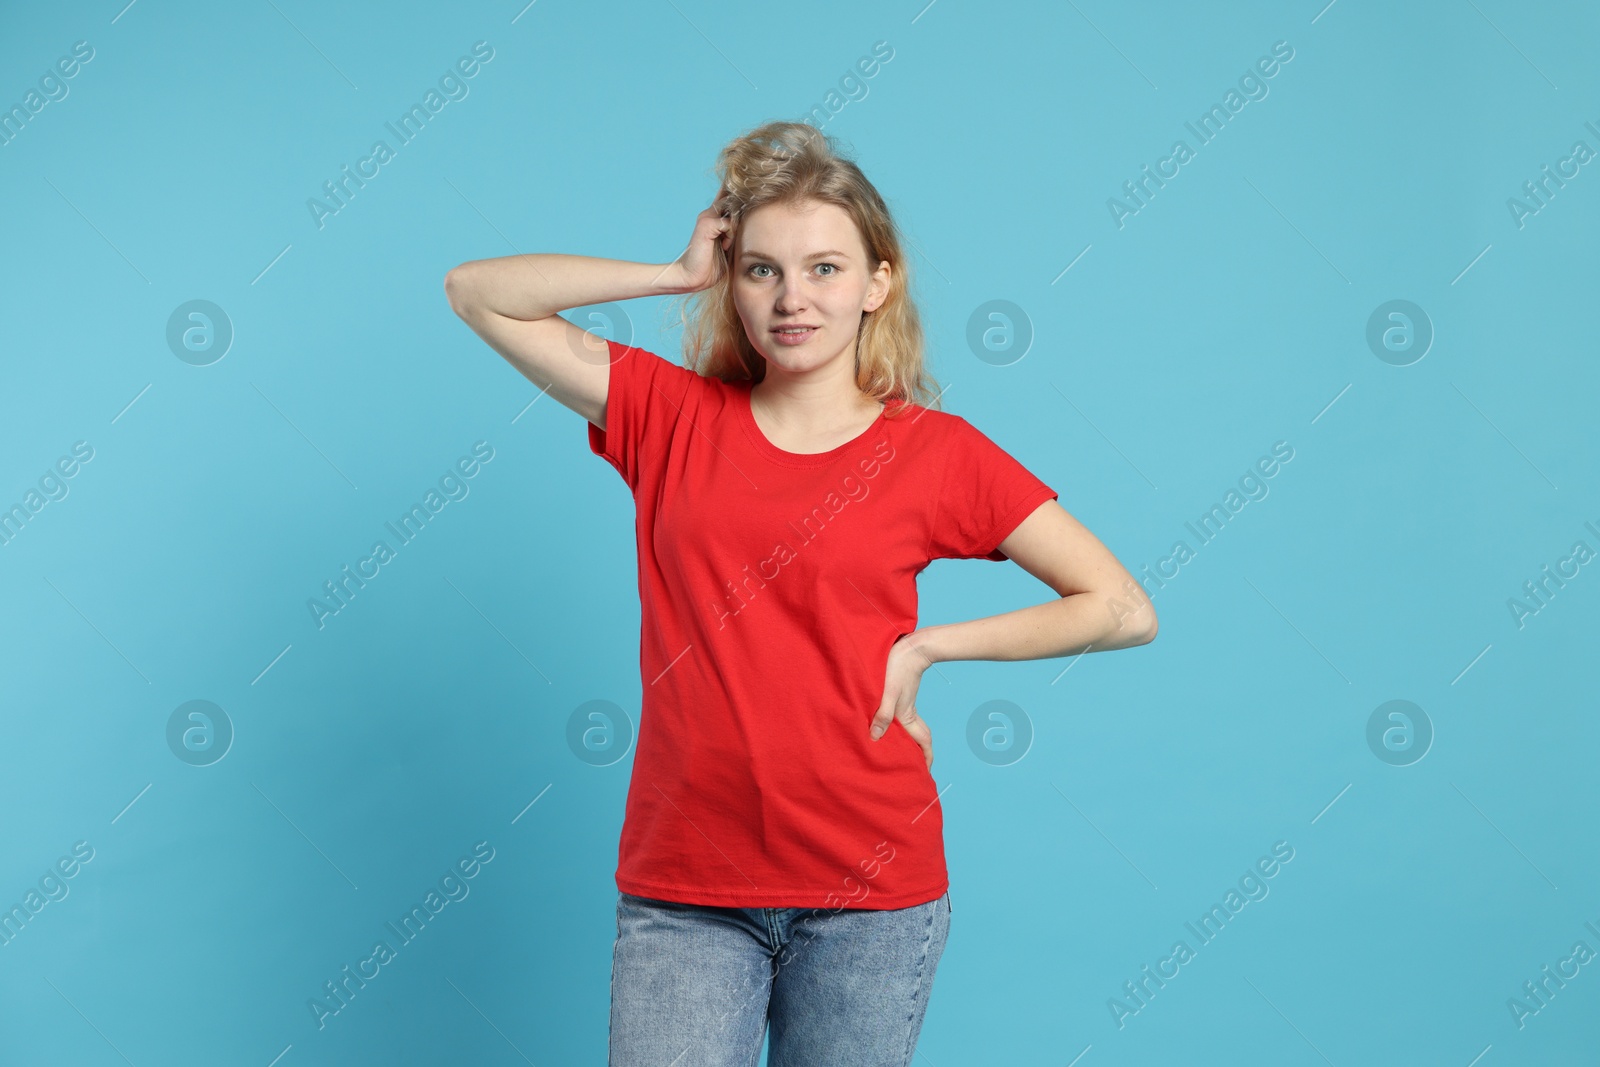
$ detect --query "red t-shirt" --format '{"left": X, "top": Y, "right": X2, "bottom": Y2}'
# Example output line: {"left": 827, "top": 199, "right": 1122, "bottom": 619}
{"left": 587, "top": 339, "right": 1058, "bottom": 910}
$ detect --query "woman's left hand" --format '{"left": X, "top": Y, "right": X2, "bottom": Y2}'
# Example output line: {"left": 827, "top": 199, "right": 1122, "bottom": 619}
{"left": 871, "top": 632, "right": 936, "bottom": 769}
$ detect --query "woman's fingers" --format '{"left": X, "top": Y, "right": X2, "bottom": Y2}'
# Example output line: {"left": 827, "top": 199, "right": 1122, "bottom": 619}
{"left": 675, "top": 204, "right": 737, "bottom": 292}
{"left": 871, "top": 702, "right": 934, "bottom": 769}
{"left": 872, "top": 634, "right": 934, "bottom": 767}
{"left": 869, "top": 704, "right": 893, "bottom": 739}
{"left": 899, "top": 706, "right": 935, "bottom": 769}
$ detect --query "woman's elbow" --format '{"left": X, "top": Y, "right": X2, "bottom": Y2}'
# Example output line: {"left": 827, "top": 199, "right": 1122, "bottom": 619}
{"left": 443, "top": 263, "right": 478, "bottom": 317}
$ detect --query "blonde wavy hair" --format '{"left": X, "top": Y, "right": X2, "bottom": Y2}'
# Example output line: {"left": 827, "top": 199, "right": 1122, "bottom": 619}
{"left": 668, "top": 120, "right": 942, "bottom": 416}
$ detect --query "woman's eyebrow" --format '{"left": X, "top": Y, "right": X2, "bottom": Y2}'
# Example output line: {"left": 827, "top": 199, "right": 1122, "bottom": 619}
{"left": 739, "top": 249, "right": 851, "bottom": 261}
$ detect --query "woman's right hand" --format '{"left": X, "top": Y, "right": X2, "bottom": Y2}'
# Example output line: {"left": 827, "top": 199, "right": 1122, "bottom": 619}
{"left": 664, "top": 197, "right": 735, "bottom": 294}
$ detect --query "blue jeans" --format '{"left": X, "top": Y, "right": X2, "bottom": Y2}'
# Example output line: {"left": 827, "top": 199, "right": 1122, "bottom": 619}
{"left": 608, "top": 889, "right": 952, "bottom": 1066}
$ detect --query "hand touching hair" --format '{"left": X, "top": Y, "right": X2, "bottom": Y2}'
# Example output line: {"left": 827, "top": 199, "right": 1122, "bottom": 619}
{"left": 671, "top": 120, "right": 941, "bottom": 413}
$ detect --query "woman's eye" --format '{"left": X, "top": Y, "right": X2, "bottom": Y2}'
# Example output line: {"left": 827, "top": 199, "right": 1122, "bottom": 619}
{"left": 747, "top": 264, "right": 837, "bottom": 278}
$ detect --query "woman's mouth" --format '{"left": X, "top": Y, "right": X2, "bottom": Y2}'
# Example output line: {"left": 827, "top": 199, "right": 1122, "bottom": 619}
{"left": 772, "top": 325, "right": 818, "bottom": 346}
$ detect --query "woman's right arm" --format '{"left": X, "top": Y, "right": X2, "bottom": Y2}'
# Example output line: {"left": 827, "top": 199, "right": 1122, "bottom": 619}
{"left": 443, "top": 204, "right": 732, "bottom": 430}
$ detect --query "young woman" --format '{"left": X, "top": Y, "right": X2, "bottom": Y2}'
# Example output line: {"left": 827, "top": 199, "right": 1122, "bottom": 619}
{"left": 445, "top": 121, "right": 1157, "bottom": 1066}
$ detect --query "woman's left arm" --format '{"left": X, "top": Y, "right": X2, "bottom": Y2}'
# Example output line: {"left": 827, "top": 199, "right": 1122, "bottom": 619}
{"left": 917, "top": 497, "right": 1157, "bottom": 662}
{"left": 870, "top": 500, "right": 1157, "bottom": 763}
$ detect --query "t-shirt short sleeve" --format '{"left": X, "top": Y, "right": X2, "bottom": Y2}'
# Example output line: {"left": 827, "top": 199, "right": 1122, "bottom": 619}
{"left": 927, "top": 416, "right": 1058, "bottom": 562}
{"left": 586, "top": 339, "right": 697, "bottom": 493}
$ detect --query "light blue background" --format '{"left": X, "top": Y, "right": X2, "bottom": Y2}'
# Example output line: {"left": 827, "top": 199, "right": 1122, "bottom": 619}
{"left": 2, "top": 1, "right": 1597, "bottom": 1064}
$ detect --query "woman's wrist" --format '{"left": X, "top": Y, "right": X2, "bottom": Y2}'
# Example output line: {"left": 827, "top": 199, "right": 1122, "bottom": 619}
{"left": 903, "top": 627, "right": 944, "bottom": 667}
{"left": 651, "top": 260, "right": 696, "bottom": 296}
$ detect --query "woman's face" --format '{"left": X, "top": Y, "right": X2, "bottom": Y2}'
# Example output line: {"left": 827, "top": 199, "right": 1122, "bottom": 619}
{"left": 730, "top": 199, "right": 890, "bottom": 377}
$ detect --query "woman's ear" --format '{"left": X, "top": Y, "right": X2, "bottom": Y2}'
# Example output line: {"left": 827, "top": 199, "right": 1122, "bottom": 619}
{"left": 864, "top": 259, "right": 892, "bottom": 312}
